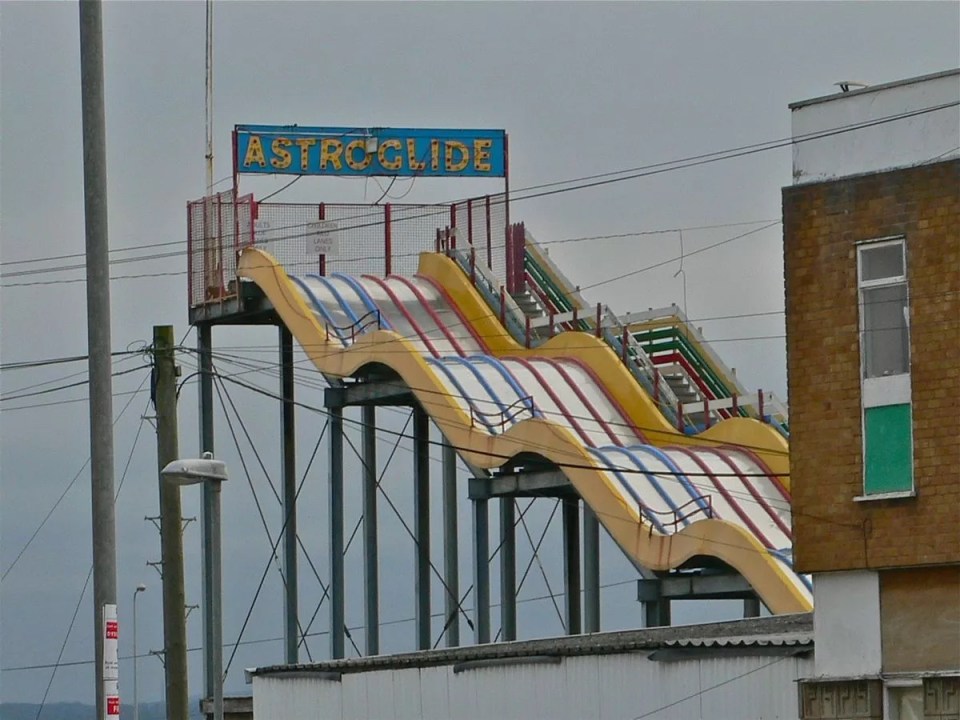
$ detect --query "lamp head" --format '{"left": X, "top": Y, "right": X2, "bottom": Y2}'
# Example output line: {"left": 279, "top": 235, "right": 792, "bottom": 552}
{"left": 136, "top": 583, "right": 147, "bottom": 593}
{"left": 161, "top": 452, "right": 229, "bottom": 486}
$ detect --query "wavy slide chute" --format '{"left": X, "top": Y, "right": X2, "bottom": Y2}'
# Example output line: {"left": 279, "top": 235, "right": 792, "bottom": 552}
{"left": 239, "top": 247, "right": 810, "bottom": 614}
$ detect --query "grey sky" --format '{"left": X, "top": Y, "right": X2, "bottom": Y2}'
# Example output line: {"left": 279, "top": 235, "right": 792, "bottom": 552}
{"left": 2, "top": 0, "right": 958, "bottom": 707}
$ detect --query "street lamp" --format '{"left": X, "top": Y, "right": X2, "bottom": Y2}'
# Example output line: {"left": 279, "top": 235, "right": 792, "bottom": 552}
{"left": 132, "top": 584, "right": 147, "bottom": 720}
{"left": 160, "top": 452, "right": 228, "bottom": 720}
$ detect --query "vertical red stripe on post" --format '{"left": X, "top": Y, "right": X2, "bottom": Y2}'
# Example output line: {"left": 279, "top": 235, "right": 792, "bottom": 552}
{"left": 319, "top": 203, "right": 326, "bottom": 275}
{"left": 499, "top": 285, "right": 506, "bottom": 326}
{"left": 504, "top": 223, "right": 514, "bottom": 293}
{"left": 525, "top": 316, "right": 531, "bottom": 348}
{"left": 187, "top": 203, "right": 194, "bottom": 307}
{"left": 515, "top": 223, "right": 526, "bottom": 293}
{"left": 653, "top": 367, "right": 660, "bottom": 404}
{"left": 449, "top": 204, "right": 457, "bottom": 249}
{"left": 435, "top": 228, "right": 441, "bottom": 254}
{"left": 677, "top": 401, "right": 685, "bottom": 433}
{"left": 216, "top": 194, "right": 224, "bottom": 300}
{"left": 758, "top": 389, "right": 765, "bottom": 422}
{"left": 470, "top": 247, "right": 476, "bottom": 284}
{"left": 384, "top": 204, "right": 392, "bottom": 276}
{"left": 467, "top": 198, "right": 474, "bottom": 246}
{"left": 485, "top": 195, "right": 493, "bottom": 268}
{"left": 595, "top": 304, "right": 602, "bottom": 338}
{"left": 621, "top": 328, "right": 629, "bottom": 362}
{"left": 319, "top": 202, "right": 326, "bottom": 220}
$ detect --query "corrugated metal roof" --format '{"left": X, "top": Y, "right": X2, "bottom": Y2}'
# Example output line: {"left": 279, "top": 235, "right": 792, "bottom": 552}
{"left": 252, "top": 613, "right": 812, "bottom": 677}
{"left": 664, "top": 632, "right": 811, "bottom": 648}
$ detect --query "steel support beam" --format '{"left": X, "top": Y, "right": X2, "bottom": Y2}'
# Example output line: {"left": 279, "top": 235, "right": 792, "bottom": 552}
{"left": 473, "top": 499, "right": 490, "bottom": 644}
{"left": 442, "top": 440, "right": 460, "bottom": 647}
{"left": 280, "top": 327, "right": 298, "bottom": 664}
{"left": 468, "top": 469, "right": 572, "bottom": 500}
{"left": 197, "top": 323, "right": 216, "bottom": 711}
{"left": 562, "top": 499, "right": 581, "bottom": 635}
{"left": 499, "top": 499, "right": 517, "bottom": 641}
{"left": 362, "top": 405, "right": 379, "bottom": 655}
{"left": 582, "top": 506, "right": 600, "bottom": 633}
{"left": 744, "top": 596, "right": 761, "bottom": 618}
{"left": 413, "top": 406, "right": 431, "bottom": 651}
{"left": 328, "top": 406, "right": 345, "bottom": 659}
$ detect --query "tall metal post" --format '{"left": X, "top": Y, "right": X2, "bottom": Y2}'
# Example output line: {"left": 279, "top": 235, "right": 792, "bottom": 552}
{"left": 744, "top": 596, "right": 761, "bottom": 618}
{"left": 78, "top": 3, "right": 116, "bottom": 717}
{"left": 197, "top": 323, "right": 216, "bottom": 712}
{"left": 153, "top": 326, "right": 190, "bottom": 719}
{"left": 208, "top": 479, "right": 224, "bottom": 720}
{"left": 562, "top": 499, "right": 582, "bottom": 635}
{"left": 583, "top": 506, "right": 601, "bottom": 633}
{"left": 280, "top": 327, "right": 298, "bottom": 663}
{"left": 362, "top": 405, "right": 379, "bottom": 655}
{"left": 329, "top": 406, "right": 345, "bottom": 659}
{"left": 413, "top": 407, "right": 431, "bottom": 650}
{"left": 500, "top": 499, "right": 517, "bottom": 641}
{"left": 473, "top": 499, "right": 490, "bottom": 644}
{"left": 441, "top": 441, "right": 459, "bottom": 647}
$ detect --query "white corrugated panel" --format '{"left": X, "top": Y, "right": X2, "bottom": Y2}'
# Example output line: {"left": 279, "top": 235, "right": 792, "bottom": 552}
{"left": 254, "top": 651, "right": 814, "bottom": 720}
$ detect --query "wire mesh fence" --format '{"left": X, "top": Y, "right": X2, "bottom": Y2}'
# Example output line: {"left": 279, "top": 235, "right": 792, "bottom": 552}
{"left": 187, "top": 190, "right": 510, "bottom": 308}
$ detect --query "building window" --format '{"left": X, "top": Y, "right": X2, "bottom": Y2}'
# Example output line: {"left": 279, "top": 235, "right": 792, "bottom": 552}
{"left": 857, "top": 238, "right": 914, "bottom": 496}
{"left": 859, "top": 240, "right": 910, "bottom": 379}
{"left": 884, "top": 683, "right": 923, "bottom": 720}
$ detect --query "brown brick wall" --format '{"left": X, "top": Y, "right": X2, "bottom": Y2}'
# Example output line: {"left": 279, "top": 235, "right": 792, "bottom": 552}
{"left": 880, "top": 566, "right": 960, "bottom": 672}
{"left": 783, "top": 159, "right": 960, "bottom": 574}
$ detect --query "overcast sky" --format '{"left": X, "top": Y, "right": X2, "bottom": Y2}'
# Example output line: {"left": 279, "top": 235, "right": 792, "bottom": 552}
{"left": 2, "top": 0, "right": 958, "bottom": 708}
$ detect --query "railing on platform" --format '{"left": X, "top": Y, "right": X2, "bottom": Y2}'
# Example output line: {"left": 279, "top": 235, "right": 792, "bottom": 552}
{"left": 324, "top": 309, "right": 382, "bottom": 343}
{"left": 469, "top": 396, "right": 537, "bottom": 432}
{"left": 187, "top": 190, "right": 508, "bottom": 309}
{"left": 641, "top": 495, "right": 714, "bottom": 532}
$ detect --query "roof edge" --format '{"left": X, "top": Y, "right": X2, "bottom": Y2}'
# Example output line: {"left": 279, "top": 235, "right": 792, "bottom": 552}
{"left": 789, "top": 69, "right": 960, "bottom": 110}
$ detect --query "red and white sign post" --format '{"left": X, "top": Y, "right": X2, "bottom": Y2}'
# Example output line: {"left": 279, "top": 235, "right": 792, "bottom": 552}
{"left": 102, "top": 604, "right": 120, "bottom": 720}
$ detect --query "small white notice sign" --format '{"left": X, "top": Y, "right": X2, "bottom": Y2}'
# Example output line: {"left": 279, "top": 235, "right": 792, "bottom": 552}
{"left": 307, "top": 220, "right": 339, "bottom": 257}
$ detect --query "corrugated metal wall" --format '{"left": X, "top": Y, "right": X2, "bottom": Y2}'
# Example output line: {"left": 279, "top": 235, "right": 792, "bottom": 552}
{"left": 252, "top": 652, "right": 812, "bottom": 720}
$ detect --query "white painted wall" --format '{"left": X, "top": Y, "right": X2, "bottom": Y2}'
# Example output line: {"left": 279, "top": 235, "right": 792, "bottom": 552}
{"left": 252, "top": 651, "right": 813, "bottom": 720}
{"left": 813, "top": 570, "right": 882, "bottom": 677}
{"left": 791, "top": 70, "right": 960, "bottom": 184}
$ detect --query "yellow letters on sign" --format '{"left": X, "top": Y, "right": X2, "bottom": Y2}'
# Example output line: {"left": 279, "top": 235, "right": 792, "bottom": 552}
{"left": 243, "top": 135, "right": 267, "bottom": 168}
{"left": 345, "top": 139, "right": 372, "bottom": 171}
{"left": 473, "top": 139, "right": 492, "bottom": 172}
{"left": 270, "top": 137, "right": 292, "bottom": 170}
{"left": 295, "top": 138, "right": 316, "bottom": 171}
{"left": 320, "top": 139, "right": 343, "bottom": 171}
{"left": 378, "top": 139, "right": 403, "bottom": 171}
{"left": 445, "top": 141, "right": 469, "bottom": 172}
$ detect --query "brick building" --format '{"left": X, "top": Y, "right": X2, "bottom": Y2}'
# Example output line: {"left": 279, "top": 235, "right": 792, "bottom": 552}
{"left": 783, "top": 70, "right": 960, "bottom": 719}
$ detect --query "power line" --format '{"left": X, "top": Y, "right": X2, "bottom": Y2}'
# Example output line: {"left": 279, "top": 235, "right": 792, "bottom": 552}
{"left": 4, "top": 99, "right": 955, "bottom": 284}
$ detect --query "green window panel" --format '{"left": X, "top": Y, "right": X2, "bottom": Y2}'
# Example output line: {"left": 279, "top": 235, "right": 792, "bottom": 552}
{"left": 864, "top": 403, "right": 914, "bottom": 494}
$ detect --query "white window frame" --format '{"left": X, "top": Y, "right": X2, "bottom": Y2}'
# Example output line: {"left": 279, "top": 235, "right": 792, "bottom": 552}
{"left": 883, "top": 679, "right": 923, "bottom": 720}
{"left": 856, "top": 237, "right": 914, "bottom": 498}
{"left": 857, "top": 237, "right": 911, "bottom": 397}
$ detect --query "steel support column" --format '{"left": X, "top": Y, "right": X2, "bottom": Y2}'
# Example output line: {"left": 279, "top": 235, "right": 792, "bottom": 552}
{"left": 442, "top": 440, "right": 460, "bottom": 647}
{"left": 473, "top": 498, "right": 490, "bottom": 644}
{"left": 583, "top": 506, "right": 600, "bottom": 633}
{"left": 413, "top": 406, "right": 431, "bottom": 651}
{"left": 499, "top": 499, "right": 517, "bottom": 641}
{"left": 562, "top": 499, "right": 581, "bottom": 635}
{"left": 280, "top": 327, "right": 298, "bottom": 664}
{"left": 362, "top": 405, "right": 379, "bottom": 655}
{"left": 744, "top": 596, "right": 761, "bottom": 618}
{"left": 197, "top": 323, "right": 216, "bottom": 711}
{"left": 328, "top": 406, "right": 345, "bottom": 659}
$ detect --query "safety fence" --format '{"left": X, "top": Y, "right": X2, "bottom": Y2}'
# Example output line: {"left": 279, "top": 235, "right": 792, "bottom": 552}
{"left": 187, "top": 190, "right": 508, "bottom": 309}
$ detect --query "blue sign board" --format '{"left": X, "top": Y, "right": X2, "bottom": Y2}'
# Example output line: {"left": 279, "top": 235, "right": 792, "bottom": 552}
{"left": 235, "top": 125, "right": 506, "bottom": 178}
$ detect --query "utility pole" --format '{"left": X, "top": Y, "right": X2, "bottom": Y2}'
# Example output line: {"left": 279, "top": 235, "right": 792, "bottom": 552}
{"left": 153, "top": 326, "right": 190, "bottom": 719}
{"left": 78, "top": 2, "right": 117, "bottom": 718}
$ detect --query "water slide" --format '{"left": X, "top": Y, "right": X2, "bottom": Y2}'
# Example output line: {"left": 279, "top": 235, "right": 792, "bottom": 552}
{"left": 238, "top": 247, "right": 811, "bottom": 614}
